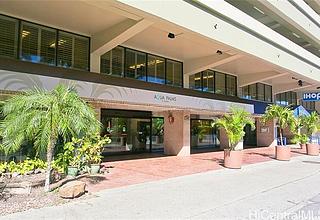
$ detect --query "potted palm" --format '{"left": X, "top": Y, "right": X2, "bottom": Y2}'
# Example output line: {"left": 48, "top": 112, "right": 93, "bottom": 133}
{"left": 262, "top": 105, "right": 294, "bottom": 161}
{"left": 212, "top": 107, "right": 255, "bottom": 169}
{"left": 301, "top": 112, "right": 319, "bottom": 156}
{"left": 290, "top": 116, "right": 307, "bottom": 151}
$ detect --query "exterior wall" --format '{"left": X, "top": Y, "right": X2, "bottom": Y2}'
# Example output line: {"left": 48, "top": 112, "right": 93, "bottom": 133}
{"left": 256, "top": 118, "right": 276, "bottom": 147}
{"left": 163, "top": 111, "right": 190, "bottom": 156}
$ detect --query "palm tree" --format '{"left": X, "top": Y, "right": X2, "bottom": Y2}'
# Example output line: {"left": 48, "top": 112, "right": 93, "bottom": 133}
{"left": 261, "top": 104, "right": 294, "bottom": 146}
{"left": 301, "top": 112, "right": 319, "bottom": 143}
{"left": 0, "top": 85, "right": 101, "bottom": 192}
{"left": 212, "top": 107, "right": 255, "bottom": 151}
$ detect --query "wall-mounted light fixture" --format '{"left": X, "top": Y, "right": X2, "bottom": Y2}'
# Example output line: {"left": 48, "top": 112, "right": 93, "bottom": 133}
{"left": 168, "top": 112, "right": 174, "bottom": 124}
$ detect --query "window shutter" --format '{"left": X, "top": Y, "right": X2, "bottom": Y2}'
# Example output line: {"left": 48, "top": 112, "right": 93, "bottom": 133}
{"left": 20, "top": 22, "right": 40, "bottom": 62}
{"left": 74, "top": 36, "right": 89, "bottom": 70}
{"left": 40, "top": 28, "right": 56, "bottom": 65}
{"left": 57, "top": 31, "right": 73, "bottom": 68}
{"left": 0, "top": 15, "right": 18, "bottom": 58}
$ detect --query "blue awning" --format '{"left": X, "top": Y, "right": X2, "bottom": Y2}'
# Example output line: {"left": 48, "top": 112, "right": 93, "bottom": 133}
{"left": 291, "top": 105, "right": 310, "bottom": 117}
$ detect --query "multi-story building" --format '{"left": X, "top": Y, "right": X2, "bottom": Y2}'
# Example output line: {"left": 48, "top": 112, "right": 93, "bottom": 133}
{"left": 0, "top": 0, "right": 319, "bottom": 157}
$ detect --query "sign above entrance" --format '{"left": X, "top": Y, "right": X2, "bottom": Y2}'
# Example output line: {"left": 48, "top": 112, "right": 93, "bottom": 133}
{"left": 303, "top": 92, "right": 320, "bottom": 101}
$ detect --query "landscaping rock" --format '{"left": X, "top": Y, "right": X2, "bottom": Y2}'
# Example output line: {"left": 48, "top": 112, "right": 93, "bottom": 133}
{"left": 34, "top": 169, "right": 41, "bottom": 174}
{"left": 12, "top": 172, "right": 20, "bottom": 178}
{"left": 25, "top": 170, "right": 34, "bottom": 175}
{"left": 4, "top": 181, "right": 32, "bottom": 194}
{"left": 59, "top": 181, "right": 86, "bottom": 199}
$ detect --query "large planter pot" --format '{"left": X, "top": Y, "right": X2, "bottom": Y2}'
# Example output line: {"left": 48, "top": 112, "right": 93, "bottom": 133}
{"left": 224, "top": 149, "right": 243, "bottom": 169}
{"left": 300, "top": 143, "right": 306, "bottom": 151}
{"left": 90, "top": 164, "right": 101, "bottom": 174}
{"left": 306, "top": 143, "right": 319, "bottom": 156}
{"left": 67, "top": 166, "right": 78, "bottom": 177}
{"left": 275, "top": 146, "right": 291, "bottom": 161}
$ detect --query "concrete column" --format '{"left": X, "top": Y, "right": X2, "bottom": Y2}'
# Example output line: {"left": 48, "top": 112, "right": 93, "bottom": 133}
{"left": 90, "top": 53, "right": 100, "bottom": 73}
{"left": 256, "top": 118, "right": 276, "bottom": 147}
{"left": 163, "top": 111, "right": 190, "bottom": 156}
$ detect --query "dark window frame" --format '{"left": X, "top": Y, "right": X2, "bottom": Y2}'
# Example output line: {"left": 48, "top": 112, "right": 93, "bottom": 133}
{"left": 102, "top": 45, "right": 184, "bottom": 88}
{"left": 0, "top": 13, "right": 90, "bottom": 71}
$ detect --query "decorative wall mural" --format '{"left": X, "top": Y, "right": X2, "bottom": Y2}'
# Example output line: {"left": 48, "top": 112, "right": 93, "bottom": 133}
{"left": 0, "top": 70, "right": 254, "bottom": 113}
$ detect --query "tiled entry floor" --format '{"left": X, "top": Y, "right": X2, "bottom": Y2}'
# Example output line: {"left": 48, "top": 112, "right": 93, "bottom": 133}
{"left": 87, "top": 146, "right": 306, "bottom": 192}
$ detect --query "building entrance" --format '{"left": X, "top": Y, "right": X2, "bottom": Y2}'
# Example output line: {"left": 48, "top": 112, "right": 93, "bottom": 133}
{"left": 190, "top": 119, "right": 220, "bottom": 151}
{"left": 101, "top": 109, "right": 164, "bottom": 154}
{"left": 101, "top": 109, "right": 152, "bottom": 154}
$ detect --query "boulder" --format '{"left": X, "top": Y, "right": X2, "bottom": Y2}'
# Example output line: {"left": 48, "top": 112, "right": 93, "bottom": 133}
{"left": 59, "top": 181, "right": 86, "bottom": 199}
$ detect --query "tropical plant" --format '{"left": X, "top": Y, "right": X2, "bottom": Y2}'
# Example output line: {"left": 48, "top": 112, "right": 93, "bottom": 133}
{"left": 261, "top": 105, "right": 294, "bottom": 146}
{"left": 212, "top": 107, "right": 255, "bottom": 151}
{"left": 0, "top": 84, "right": 101, "bottom": 192}
{"left": 301, "top": 112, "right": 319, "bottom": 143}
{"left": 0, "top": 158, "right": 47, "bottom": 176}
{"left": 290, "top": 116, "right": 307, "bottom": 145}
{"left": 83, "top": 134, "right": 111, "bottom": 164}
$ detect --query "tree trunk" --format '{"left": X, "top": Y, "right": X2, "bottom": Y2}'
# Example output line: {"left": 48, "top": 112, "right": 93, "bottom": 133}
{"left": 279, "top": 127, "right": 283, "bottom": 146}
{"left": 44, "top": 137, "right": 55, "bottom": 192}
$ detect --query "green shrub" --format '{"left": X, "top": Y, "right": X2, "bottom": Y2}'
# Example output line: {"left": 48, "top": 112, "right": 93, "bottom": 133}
{"left": 0, "top": 158, "right": 47, "bottom": 176}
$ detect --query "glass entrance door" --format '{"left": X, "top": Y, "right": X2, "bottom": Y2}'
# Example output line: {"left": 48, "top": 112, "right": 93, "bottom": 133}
{"left": 101, "top": 109, "right": 152, "bottom": 154}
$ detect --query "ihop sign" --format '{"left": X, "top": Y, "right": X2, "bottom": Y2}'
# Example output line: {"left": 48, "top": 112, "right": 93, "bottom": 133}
{"left": 303, "top": 92, "right": 320, "bottom": 101}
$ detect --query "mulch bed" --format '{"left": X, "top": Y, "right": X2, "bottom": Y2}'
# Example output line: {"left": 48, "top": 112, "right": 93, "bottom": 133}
{"left": 0, "top": 173, "right": 94, "bottom": 216}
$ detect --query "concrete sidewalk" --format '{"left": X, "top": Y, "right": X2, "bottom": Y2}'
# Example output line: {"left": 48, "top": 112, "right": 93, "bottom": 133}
{"left": 3, "top": 155, "right": 320, "bottom": 220}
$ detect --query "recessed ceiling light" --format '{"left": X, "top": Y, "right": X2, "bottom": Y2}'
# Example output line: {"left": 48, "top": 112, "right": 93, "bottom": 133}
{"left": 253, "top": 6, "right": 265, "bottom": 14}
{"left": 292, "top": 32, "right": 300, "bottom": 38}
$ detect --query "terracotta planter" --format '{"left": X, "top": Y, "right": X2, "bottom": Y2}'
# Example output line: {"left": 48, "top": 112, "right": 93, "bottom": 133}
{"left": 275, "top": 146, "right": 291, "bottom": 161}
{"left": 224, "top": 149, "right": 243, "bottom": 169}
{"left": 300, "top": 144, "right": 306, "bottom": 151}
{"left": 306, "top": 143, "right": 319, "bottom": 156}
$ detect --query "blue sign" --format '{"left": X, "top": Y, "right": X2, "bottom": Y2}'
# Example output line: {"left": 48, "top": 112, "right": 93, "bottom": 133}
{"left": 303, "top": 92, "right": 320, "bottom": 101}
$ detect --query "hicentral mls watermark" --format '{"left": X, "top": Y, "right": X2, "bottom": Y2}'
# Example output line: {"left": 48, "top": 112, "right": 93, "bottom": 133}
{"left": 248, "top": 209, "right": 320, "bottom": 220}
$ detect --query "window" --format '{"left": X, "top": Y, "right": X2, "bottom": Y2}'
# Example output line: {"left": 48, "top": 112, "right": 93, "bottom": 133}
{"left": 226, "top": 75, "right": 236, "bottom": 96}
{"left": 202, "top": 70, "right": 214, "bottom": 93}
{"left": 100, "top": 46, "right": 124, "bottom": 77}
{"left": 189, "top": 73, "right": 202, "bottom": 91}
{"left": 242, "top": 86, "right": 249, "bottom": 99}
{"left": 101, "top": 50, "right": 111, "bottom": 75}
{"left": 57, "top": 31, "right": 89, "bottom": 71}
{"left": 125, "top": 49, "right": 146, "bottom": 80}
{"left": 249, "top": 84, "right": 257, "bottom": 100}
{"left": 20, "top": 22, "right": 56, "bottom": 65}
{"left": 291, "top": 92, "right": 297, "bottom": 106}
{"left": 0, "top": 15, "right": 90, "bottom": 70}
{"left": 215, "top": 72, "right": 226, "bottom": 95}
{"left": 257, "top": 83, "right": 264, "bottom": 101}
{"left": 166, "top": 59, "right": 182, "bottom": 87}
{"left": 0, "top": 15, "right": 18, "bottom": 58}
{"left": 147, "top": 55, "right": 165, "bottom": 84}
{"left": 265, "top": 85, "right": 272, "bottom": 102}
{"left": 276, "top": 91, "right": 296, "bottom": 106}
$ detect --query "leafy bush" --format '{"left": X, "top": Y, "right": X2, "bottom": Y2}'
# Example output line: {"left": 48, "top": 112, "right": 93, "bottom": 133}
{"left": 53, "top": 134, "right": 111, "bottom": 174}
{"left": 0, "top": 158, "right": 47, "bottom": 176}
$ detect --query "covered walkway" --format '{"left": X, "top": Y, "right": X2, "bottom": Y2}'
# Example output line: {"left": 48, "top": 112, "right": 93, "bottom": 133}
{"left": 87, "top": 146, "right": 306, "bottom": 192}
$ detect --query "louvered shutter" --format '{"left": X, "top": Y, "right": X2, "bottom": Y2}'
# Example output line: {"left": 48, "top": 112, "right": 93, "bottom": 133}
{"left": 74, "top": 36, "right": 89, "bottom": 70}
{"left": 0, "top": 15, "right": 18, "bottom": 58}
{"left": 57, "top": 31, "right": 73, "bottom": 68}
